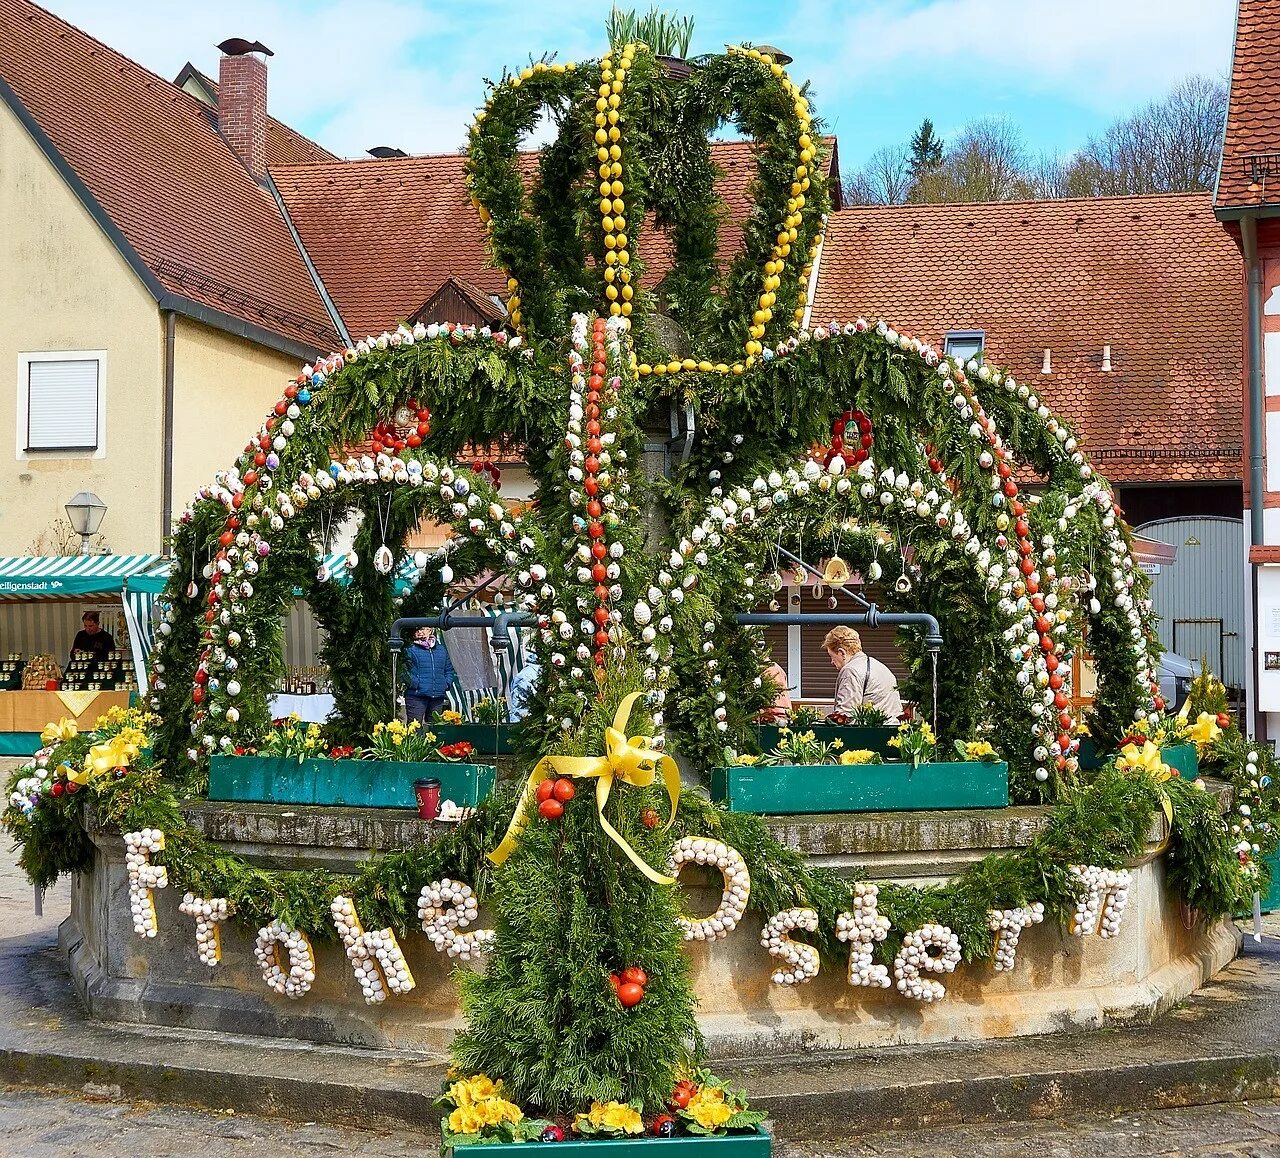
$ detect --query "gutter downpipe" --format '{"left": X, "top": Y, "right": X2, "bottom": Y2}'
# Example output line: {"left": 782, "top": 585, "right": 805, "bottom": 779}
{"left": 1244, "top": 214, "right": 1264, "bottom": 550}
{"left": 1243, "top": 215, "right": 1267, "bottom": 740}
{"left": 161, "top": 310, "right": 177, "bottom": 552}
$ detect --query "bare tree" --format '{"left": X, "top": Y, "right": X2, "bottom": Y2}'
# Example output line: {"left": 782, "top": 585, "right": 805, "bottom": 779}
{"left": 843, "top": 143, "right": 913, "bottom": 205}
{"left": 1061, "top": 74, "right": 1227, "bottom": 196}
{"left": 913, "top": 117, "right": 1033, "bottom": 203}
{"left": 27, "top": 517, "right": 110, "bottom": 557}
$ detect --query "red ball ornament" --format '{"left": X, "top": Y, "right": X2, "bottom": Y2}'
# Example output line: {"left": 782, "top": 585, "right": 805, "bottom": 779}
{"left": 51, "top": 781, "right": 65, "bottom": 797}
{"left": 536, "top": 779, "right": 556, "bottom": 803}
{"left": 552, "top": 778, "right": 576, "bottom": 802}
{"left": 592, "top": 564, "right": 607, "bottom": 582}
{"left": 594, "top": 630, "right": 609, "bottom": 648}
{"left": 538, "top": 798, "right": 564, "bottom": 821}
{"left": 621, "top": 965, "right": 648, "bottom": 986}
{"left": 617, "top": 982, "right": 644, "bottom": 1007}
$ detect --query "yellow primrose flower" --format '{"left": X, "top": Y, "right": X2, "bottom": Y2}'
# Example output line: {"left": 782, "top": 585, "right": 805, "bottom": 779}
{"left": 454, "top": 1074, "right": 503, "bottom": 1104}
{"left": 443, "top": 710, "right": 463, "bottom": 724}
{"left": 687, "top": 1087, "right": 733, "bottom": 1130}
{"left": 578, "top": 1101, "right": 643, "bottom": 1135}
{"left": 840, "top": 749, "right": 877, "bottom": 765}
{"left": 1116, "top": 739, "right": 1172, "bottom": 782}
{"left": 41, "top": 718, "right": 78, "bottom": 746}
{"left": 477, "top": 1098, "right": 523, "bottom": 1127}
{"left": 447, "top": 1105, "right": 485, "bottom": 1136}
{"left": 1187, "top": 712, "right": 1222, "bottom": 748}
{"left": 965, "top": 740, "right": 998, "bottom": 761}
{"left": 735, "top": 754, "right": 761, "bottom": 766}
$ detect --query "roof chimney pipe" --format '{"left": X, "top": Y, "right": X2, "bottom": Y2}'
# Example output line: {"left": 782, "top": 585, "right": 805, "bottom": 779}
{"left": 1101, "top": 344, "right": 1112, "bottom": 372}
{"left": 216, "top": 38, "right": 273, "bottom": 182}
{"left": 1041, "top": 348, "right": 1052, "bottom": 374}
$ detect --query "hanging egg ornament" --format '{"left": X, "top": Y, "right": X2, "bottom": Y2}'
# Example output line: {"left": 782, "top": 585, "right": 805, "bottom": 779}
{"left": 440, "top": 564, "right": 454, "bottom": 584}
{"left": 374, "top": 545, "right": 394, "bottom": 575}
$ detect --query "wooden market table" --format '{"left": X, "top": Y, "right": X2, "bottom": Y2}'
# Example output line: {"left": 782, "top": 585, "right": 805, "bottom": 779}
{"left": 0, "top": 689, "right": 132, "bottom": 755}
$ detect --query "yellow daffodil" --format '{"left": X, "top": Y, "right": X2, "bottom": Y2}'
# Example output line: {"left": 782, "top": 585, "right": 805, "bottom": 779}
{"left": 1187, "top": 712, "right": 1222, "bottom": 749}
{"left": 831, "top": 738, "right": 844, "bottom": 750}
{"left": 887, "top": 736, "right": 901, "bottom": 748}
{"left": 687, "top": 1087, "right": 733, "bottom": 1130}
{"left": 1116, "top": 739, "right": 1172, "bottom": 782}
{"left": 840, "top": 749, "right": 877, "bottom": 765}
{"left": 41, "top": 718, "right": 78, "bottom": 746}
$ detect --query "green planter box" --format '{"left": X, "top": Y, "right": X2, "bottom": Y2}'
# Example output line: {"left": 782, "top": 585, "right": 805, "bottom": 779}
{"left": 208, "top": 756, "right": 495, "bottom": 809}
{"left": 1261, "top": 849, "right": 1280, "bottom": 914}
{"left": 1077, "top": 738, "right": 1199, "bottom": 780}
{"left": 710, "top": 760, "right": 1008, "bottom": 814}
{"left": 752, "top": 724, "right": 897, "bottom": 756}
{"left": 443, "top": 1127, "right": 770, "bottom": 1157}
{"left": 1160, "top": 742, "right": 1199, "bottom": 780}
{"left": 430, "top": 722, "right": 514, "bottom": 755}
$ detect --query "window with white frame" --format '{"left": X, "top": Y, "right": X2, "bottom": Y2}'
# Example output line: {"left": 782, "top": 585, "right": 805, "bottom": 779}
{"left": 19, "top": 354, "right": 102, "bottom": 454}
{"left": 943, "top": 330, "right": 985, "bottom": 363}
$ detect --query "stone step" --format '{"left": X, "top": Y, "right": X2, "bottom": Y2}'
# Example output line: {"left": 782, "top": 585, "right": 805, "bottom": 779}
{"left": 0, "top": 922, "right": 1276, "bottom": 1141}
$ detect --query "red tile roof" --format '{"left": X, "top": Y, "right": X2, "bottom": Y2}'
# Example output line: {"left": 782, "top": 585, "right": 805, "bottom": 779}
{"left": 273, "top": 138, "right": 840, "bottom": 340}
{"left": 0, "top": 0, "right": 338, "bottom": 353}
{"left": 811, "top": 193, "right": 1242, "bottom": 485}
{"left": 1217, "top": 0, "right": 1280, "bottom": 211}
{"left": 174, "top": 64, "right": 337, "bottom": 167}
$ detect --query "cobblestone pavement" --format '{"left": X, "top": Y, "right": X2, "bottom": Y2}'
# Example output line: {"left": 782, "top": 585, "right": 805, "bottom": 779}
{"left": 1, "top": 1088, "right": 1280, "bottom": 1157}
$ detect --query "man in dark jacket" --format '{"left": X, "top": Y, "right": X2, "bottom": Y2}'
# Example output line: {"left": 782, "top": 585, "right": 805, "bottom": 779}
{"left": 402, "top": 626, "right": 457, "bottom": 723}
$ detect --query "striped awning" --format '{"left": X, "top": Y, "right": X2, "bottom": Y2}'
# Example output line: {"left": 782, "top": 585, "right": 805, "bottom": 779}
{"left": 0, "top": 554, "right": 162, "bottom": 599}
{"left": 126, "top": 553, "right": 427, "bottom": 596}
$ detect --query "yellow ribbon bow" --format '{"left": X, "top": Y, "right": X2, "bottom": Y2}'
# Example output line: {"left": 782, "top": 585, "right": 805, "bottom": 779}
{"left": 83, "top": 735, "right": 139, "bottom": 780}
{"left": 40, "top": 717, "right": 78, "bottom": 746}
{"left": 1186, "top": 712, "right": 1222, "bottom": 749}
{"left": 488, "top": 691, "right": 681, "bottom": 884}
{"left": 1116, "top": 739, "right": 1174, "bottom": 826}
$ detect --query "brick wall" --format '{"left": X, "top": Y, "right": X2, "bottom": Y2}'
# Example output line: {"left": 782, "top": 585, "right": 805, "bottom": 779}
{"left": 217, "top": 53, "right": 267, "bottom": 181}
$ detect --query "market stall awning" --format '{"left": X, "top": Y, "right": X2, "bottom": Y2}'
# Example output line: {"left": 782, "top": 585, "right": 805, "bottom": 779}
{"left": 0, "top": 554, "right": 162, "bottom": 599}
{"left": 126, "top": 553, "right": 428, "bottom": 596}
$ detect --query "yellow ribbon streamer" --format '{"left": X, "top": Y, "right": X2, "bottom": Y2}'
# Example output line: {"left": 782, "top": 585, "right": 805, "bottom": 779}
{"left": 488, "top": 691, "right": 681, "bottom": 884}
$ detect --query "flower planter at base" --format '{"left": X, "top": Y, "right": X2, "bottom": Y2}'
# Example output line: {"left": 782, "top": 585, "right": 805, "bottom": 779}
{"left": 443, "top": 1127, "right": 770, "bottom": 1157}
{"left": 710, "top": 760, "right": 1008, "bottom": 814}
{"left": 430, "top": 722, "right": 514, "bottom": 755}
{"left": 1076, "top": 738, "right": 1199, "bottom": 780}
{"left": 208, "top": 755, "right": 495, "bottom": 809}
{"left": 1160, "top": 742, "right": 1199, "bottom": 780}
{"left": 752, "top": 724, "right": 896, "bottom": 756}
{"left": 1261, "top": 849, "right": 1280, "bottom": 914}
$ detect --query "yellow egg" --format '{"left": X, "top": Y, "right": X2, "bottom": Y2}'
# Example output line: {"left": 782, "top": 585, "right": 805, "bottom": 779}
{"left": 638, "top": 364, "right": 653, "bottom": 375}
{"left": 598, "top": 84, "right": 611, "bottom": 97}
{"left": 605, "top": 251, "right": 617, "bottom": 265}
{"left": 597, "top": 147, "right": 610, "bottom": 163}
{"left": 600, "top": 198, "right": 612, "bottom": 214}
{"left": 602, "top": 215, "right": 615, "bottom": 232}
{"left": 605, "top": 234, "right": 617, "bottom": 249}
{"left": 507, "top": 277, "right": 519, "bottom": 291}
{"left": 611, "top": 163, "right": 623, "bottom": 178}
{"left": 609, "top": 145, "right": 622, "bottom": 160}
{"left": 608, "top": 111, "right": 619, "bottom": 124}
{"left": 612, "top": 197, "right": 625, "bottom": 213}
{"left": 600, "top": 180, "right": 612, "bottom": 196}
{"left": 771, "top": 63, "right": 783, "bottom": 76}
{"left": 595, "top": 129, "right": 608, "bottom": 145}
{"left": 609, "top": 302, "right": 621, "bottom": 316}
{"left": 608, "top": 126, "right": 621, "bottom": 141}
{"left": 617, "top": 250, "right": 629, "bottom": 266}
{"left": 682, "top": 358, "right": 696, "bottom": 371}
{"left": 620, "top": 302, "right": 631, "bottom": 316}
{"left": 604, "top": 267, "right": 616, "bottom": 283}
{"left": 667, "top": 360, "right": 681, "bottom": 373}
{"left": 698, "top": 360, "right": 713, "bottom": 372}
{"left": 732, "top": 363, "right": 744, "bottom": 375}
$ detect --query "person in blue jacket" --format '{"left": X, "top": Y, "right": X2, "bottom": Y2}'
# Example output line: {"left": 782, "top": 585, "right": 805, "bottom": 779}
{"left": 402, "top": 626, "right": 457, "bottom": 723}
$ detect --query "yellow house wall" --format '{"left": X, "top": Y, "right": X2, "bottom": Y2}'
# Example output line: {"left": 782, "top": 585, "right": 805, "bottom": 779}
{"left": 0, "top": 97, "right": 163, "bottom": 555}
{"left": 170, "top": 319, "right": 298, "bottom": 512}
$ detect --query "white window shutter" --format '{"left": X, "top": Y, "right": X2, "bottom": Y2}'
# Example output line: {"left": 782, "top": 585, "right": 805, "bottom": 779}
{"left": 27, "top": 360, "right": 99, "bottom": 450}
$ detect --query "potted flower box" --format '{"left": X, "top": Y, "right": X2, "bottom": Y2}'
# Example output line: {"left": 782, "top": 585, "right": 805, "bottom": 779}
{"left": 1076, "top": 738, "right": 1199, "bottom": 780}
{"left": 752, "top": 723, "right": 897, "bottom": 757}
{"left": 442, "top": 1126, "right": 771, "bottom": 1156}
{"left": 207, "top": 755, "right": 495, "bottom": 809}
{"left": 430, "top": 722, "right": 515, "bottom": 755}
{"left": 709, "top": 759, "right": 1009, "bottom": 814}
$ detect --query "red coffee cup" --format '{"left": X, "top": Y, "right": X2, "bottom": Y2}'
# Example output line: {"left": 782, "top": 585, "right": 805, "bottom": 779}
{"left": 414, "top": 778, "right": 442, "bottom": 821}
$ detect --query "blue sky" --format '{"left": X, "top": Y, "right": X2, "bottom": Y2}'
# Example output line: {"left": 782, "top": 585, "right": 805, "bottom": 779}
{"left": 51, "top": 0, "right": 1237, "bottom": 170}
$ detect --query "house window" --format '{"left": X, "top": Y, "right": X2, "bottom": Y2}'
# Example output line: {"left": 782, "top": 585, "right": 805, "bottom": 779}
{"left": 18, "top": 353, "right": 104, "bottom": 456}
{"left": 943, "top": 330, "right": 985, "bottom": 363}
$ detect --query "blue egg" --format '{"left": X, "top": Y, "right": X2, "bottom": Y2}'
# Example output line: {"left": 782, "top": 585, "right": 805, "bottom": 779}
{"left": 311, "top": 373, "right": 323, "bottom": 387}
{"left": 1261, "top": 775, "right": 1272, "bottom": 789}
{"left": 297, "top": 389, "right": 312, "bottom": 405}
{"left": 329, "top": 463, "right": 342, "bottom": 478}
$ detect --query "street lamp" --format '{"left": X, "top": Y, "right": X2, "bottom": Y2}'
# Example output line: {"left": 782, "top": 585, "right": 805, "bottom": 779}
{"left": 64, "top": 491, "right": 107, "bottom": 555}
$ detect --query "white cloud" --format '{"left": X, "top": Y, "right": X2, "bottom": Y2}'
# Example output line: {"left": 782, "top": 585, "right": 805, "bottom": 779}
{"left": 786, "top": 0, "right": 1234, "bottom": 117}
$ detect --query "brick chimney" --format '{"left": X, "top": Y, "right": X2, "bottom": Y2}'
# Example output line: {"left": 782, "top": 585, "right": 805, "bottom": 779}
{"left": 216, "top": 39, "right": 273, "bottom": 181}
